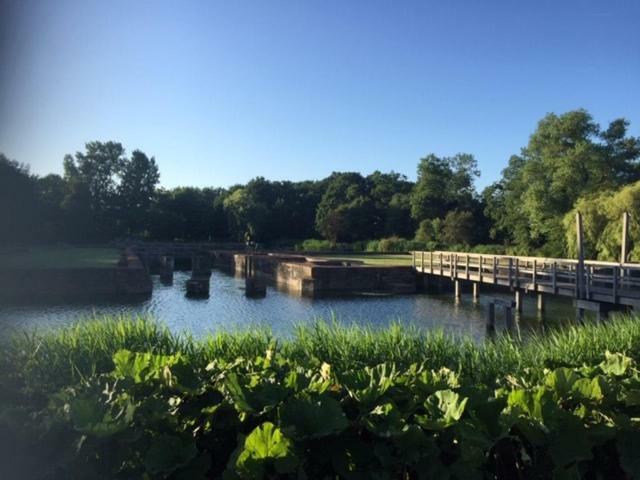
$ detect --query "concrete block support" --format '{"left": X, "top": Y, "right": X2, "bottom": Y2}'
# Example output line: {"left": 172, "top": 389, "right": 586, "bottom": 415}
{"left": 574, "top": 299, "right": 618, "bottom": 324}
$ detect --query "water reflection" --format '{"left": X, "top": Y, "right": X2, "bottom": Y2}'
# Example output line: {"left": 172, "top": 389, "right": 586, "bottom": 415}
{"left": 0, "top": 270, "right": 577, "bottom": 339}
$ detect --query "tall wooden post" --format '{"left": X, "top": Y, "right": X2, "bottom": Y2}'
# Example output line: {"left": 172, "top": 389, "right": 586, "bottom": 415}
{"left": 486, "top": 302, "right": 496, "bottom": 337}
{"left": 621, "top": 211, "right": 630, "bottom": 264}
{"left": 576, "top": 212, "right": 585, "bottom": 300}
{"left": 620, "top": 212, "right": 630, "bottom": 288}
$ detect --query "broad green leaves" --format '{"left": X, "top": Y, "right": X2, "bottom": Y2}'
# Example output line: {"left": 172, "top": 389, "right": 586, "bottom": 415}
{"left": 143, "top": 434, "right": 198, "bottom": 476}
{"left": 228, "top": 422, "right": 298, "bottom": 478}
{"left": 415, "top": 390, "right": 468, "bottom": 430}
{"left": 113, "top": 349, "right": 184, "bottom": 386}
{"left": 279, "top": 393, "right": 348, "bottom": 439}
{"left": 69, "top": 396, "right": 134, "bottom": 437}
{"left": 4, "top": 348, "right": 640, "bottom": 479}
{"left": 340, "top": 363, "right": 397, "bottom": 405}
{"left": 600, "top": 351, "right": 633, "bottom": 376}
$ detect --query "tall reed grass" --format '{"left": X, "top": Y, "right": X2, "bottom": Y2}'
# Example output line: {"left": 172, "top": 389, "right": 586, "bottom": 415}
{"left": 3, "top": 314, "right": 640, "bottom": 393}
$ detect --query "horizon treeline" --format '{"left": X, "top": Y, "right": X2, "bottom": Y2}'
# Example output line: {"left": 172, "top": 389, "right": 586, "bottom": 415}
{"left": 2, "top": 109, "right": 640, "bottom": 259}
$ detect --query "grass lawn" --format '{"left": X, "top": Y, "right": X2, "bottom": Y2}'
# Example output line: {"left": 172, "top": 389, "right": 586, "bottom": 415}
{"left": 315, "top": 253, "right": 414, "bottom": 266}
{"left": 1, "top": 246, "right": 120, "bottom": 269}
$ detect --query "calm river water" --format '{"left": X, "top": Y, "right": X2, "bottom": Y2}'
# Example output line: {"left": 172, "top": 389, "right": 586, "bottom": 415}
{"left": 0, "top": 270, "right": 578, "bottom": 339}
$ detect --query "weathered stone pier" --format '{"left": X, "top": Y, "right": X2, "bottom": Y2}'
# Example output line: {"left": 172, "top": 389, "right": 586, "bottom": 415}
{"left": 186, "top": 254, "right": 211, "bottom": 297}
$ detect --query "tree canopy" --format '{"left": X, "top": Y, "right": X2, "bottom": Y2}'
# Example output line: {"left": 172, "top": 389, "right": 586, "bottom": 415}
{"left": 483, "top": 110, "right": 640, "bottom": 256}
{"left": 2, "top": 109, "right": 638, "bottom": 257}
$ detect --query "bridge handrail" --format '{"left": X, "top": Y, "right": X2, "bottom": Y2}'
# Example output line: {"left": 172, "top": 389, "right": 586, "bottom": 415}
{"left": 411, "top": 251, "right": 640, "bottom": 270}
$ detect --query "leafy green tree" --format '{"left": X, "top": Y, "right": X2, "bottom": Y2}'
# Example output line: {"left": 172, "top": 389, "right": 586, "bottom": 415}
{"left": 315, "top": 173, "right": 376, "bottom": 242}
{"left": 36, "top": 174, "right": 67, "bottom": 241}
{"left": 484, "top": 110, "right": 640, "bottom": 256}
{"left": 287, "top": 181, "right": 324, "bottom": 240}
{"left": 224, "top": 185, "right": 269, "bottom": 242}
{"left": 222, "top": 178, "right": 321, "bottom": 243}
{"left": 150, "top": 187, "right": 224, "bottom": 241}
{"left": 62, "top": 141, "right": 127, "bottom": 240}
{"left": 118, "top": 150, "right": 160, "bottom": 237}
{"left": 367, "top": 171, "right": 414, "bottom": 237}
{"left": 415, "top": 218, "right": 442, "bottom": 244}
{"left": 440, "top": 210, "right": 475, "bottom": 246}
{"left": 410, "top": 154, "right": 479, "bottom": 222}
{"left": 0, "top": 153, "right": 38, "bottom": 244}
{"left": 60, "top": 163, "right": 95, "bottom": 241}
{"left": 564, "top": 181, "right": 640, "bottom": 261}
{"left": 385, "top": 192, "right": 415, "bottom": 238}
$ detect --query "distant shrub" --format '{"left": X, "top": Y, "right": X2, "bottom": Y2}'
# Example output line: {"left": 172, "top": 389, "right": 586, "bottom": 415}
{"left": 295, "top": 239, "right": 356, "bottom": 252}
{"left": 408, "top": 240, "right": 438, "bottom": 251}
{"left": 295, "top": 237, "right": 501, "bottom": 254}
{"left": 365, "top": 240, "right": 380, "bottom": 252}
{"left": 415, "top": 218, "right": 442, "bottom": 243}
{"left": 441, "top": 210, "right": 475, "bottom": 246}
{"left": 469, "top": 244, "right": 508, "bottom": 255}
{"left": 377, "top": 236, "right": 408, "bottom": 252}
{"left": 295, "top": 239, "right": 335, "bottom": 251}
{"left": 351, "top": 240, "right": 368, "bottom": 253}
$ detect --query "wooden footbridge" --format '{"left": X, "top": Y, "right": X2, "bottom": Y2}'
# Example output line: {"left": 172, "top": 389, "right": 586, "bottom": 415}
{"left": 412, "top": 213, "right": 640, "bottom": 321}
{"left": 411, "top": 250, "right": 640, "bottom": 320}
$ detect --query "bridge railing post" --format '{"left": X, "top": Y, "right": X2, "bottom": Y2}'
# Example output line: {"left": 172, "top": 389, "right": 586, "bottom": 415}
{"left": 451, "top": 254, "right": 456, "bottom": 279}
{"left": 493, "top": 257, "right": 497, "bottom": 283}
{"left": 466, "top": 254, "right": 470, "bottom": 280}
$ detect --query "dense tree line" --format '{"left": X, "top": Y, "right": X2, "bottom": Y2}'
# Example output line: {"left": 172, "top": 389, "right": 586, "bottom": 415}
{"left": 483, "top": 110, "right": 640, "bottom": 256}
{"left": 2, "top": 109, "right": 639, "bottom": 258}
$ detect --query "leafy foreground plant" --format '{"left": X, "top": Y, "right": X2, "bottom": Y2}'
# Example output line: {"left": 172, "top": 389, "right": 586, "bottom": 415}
{"left": 2, "top": 322, "right": 640, "bottom": 479}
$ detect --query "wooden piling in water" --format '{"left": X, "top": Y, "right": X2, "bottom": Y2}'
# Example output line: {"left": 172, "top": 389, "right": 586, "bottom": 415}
{"left": 486, "top": 302, "right": 496, "bottom": 336}
{"left": 537, "top": 293, "right": 545, "bottom": 312}
{"left": 514, "top": 290, "right": 523, "bottom": 312}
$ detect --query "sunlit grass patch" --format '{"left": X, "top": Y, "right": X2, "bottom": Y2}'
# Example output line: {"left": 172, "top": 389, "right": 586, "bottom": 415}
{"left": 314, "top": 253, "right": 414, "bottom": 266}
{"left": 1, "top": 246, "right": 120, "bottom": 269}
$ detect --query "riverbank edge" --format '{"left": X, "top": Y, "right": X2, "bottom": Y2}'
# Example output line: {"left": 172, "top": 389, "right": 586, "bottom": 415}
{"left": 0, "top": 248, "right": 151, "bottom": 302}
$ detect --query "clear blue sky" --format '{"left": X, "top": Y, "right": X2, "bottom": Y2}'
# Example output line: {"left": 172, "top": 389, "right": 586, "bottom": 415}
{"left": 1, "top": 0, "right": 639, "bottom": 190}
